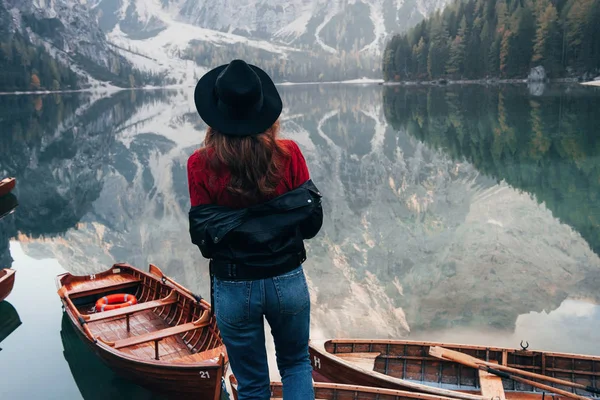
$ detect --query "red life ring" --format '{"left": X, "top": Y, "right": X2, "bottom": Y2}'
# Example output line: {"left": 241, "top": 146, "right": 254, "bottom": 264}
{"left": 95, "top": 293, "right": 138, "bottom": 312}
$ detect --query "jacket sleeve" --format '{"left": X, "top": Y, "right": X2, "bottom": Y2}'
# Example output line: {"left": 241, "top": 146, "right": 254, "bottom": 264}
{"left": 299, "top": 183, "right": 323, "bottom": 240}
{"left": 188, "top": 207, "right": 214, "bottom": 259}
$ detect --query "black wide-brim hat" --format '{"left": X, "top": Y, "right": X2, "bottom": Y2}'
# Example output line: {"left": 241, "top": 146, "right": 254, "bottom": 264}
{"left": 194, "top": 59, "right": 282, "bottom": 136}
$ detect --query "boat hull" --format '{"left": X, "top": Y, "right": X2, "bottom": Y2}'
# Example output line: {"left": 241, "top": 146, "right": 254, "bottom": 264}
{"left": 0, "top": 178, "right": 16, "bottom": 198}
{"left": 0, "top": 269, "right": 16, "bottom": 302}
{"left": 309, "top": 339, "right": 600, "bottom": 400}
{"left": 57, "top": 264, "right": 227, "bottom": 400}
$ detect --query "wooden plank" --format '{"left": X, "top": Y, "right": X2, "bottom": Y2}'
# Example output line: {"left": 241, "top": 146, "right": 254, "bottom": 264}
{"left": 68, "top": 280, "right": 141, "bottom": 298}
{"left": 478, "top": 368, "right": 506, "bottom": 400}
{"left": 108, "top": 312, "right": 210, "bottom": 349}
{"left": 335, "top": 352, "right": 381, "bottom": 371}
{"left": 94, "top": 306, "right": 193, "bottom": 361}
{"left": 83, "top": 291, "right": 177, "bottom": 322}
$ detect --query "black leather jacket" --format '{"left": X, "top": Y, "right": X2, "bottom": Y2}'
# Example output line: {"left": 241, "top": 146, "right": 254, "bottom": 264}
{"left": 188, "top": 179, "right": 323, "bottom": 275}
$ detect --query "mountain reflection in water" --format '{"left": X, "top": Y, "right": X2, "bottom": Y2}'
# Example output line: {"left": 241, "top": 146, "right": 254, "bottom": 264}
{"left": 0, "top": 84, "right": 598, "bottom": 360}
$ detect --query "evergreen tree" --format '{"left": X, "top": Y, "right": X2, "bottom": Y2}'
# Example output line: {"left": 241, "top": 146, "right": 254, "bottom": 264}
{"left": 413, "top": 37, "right": 428, "bottom": 78}
{"left": 394, "top": 36, "right": 412, "bottom": 80}
{"left": 427, "top": 17, "right": 450, "bottom": 79}
{"left": 565, "top": 0, "right": 595, "bottom": 70}
{"left": 382, "top": 0, "right": 600, "bottom": 81}
{"left": 532, "top": 1, "right": 561, "bottom": 75}
{"left": 382, "top": 47, "right": 396, "bottom": 81}
{"left": 446, "top": 16, "right": 468, "bottom": 77}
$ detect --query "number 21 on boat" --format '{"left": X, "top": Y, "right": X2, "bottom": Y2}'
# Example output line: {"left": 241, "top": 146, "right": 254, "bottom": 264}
{"left": 199, "top": 371, "right": 210, "bottom": 379}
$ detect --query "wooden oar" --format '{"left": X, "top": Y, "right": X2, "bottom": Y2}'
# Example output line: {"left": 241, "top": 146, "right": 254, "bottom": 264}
{"left": 57, "top": 287, "right": 96, "bottom": 342}
{"left": 430, "top": 346, "right": 593, "bottom": 400}
{"left": 430, "top": 346, "right": 600, "bottom": 396}
{"left": 149, "top": 264, "right": 211, "bottom": 308}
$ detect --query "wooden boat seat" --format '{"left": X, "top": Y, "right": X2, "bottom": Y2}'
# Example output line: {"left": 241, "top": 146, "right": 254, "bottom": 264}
{"left": 67, "top": 278, "right": 142, "bottom": 298}
{"left": 335, "top": 352, "right": 381, "bottom": 371}
{"left": 82, "top": 290, "right": 178, "bottom": 323}
{"left": 99, "top": 311, "right": 211, "bottom": 350}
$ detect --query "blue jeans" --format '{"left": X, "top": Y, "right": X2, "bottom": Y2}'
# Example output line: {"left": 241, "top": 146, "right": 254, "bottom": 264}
{"left": 213, "top": 265, "right": 314, "bottom": 400}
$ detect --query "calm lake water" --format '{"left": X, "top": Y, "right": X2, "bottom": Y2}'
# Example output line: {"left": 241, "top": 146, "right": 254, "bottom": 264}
{"left": 0, "top": 83, "right": 599, "bottom": 399}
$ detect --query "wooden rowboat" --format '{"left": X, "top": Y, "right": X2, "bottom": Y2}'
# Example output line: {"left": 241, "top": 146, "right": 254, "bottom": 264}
{"left": 56, "top": 263, "right": 228, "bottom": 400}
{"left": 229, "top": 374, "right": 470, "bottom": 400}
{"left": 0, "top": 268, "right": 16, "bottom": 302}
{"left": 0, "top": 178, "right": 16, "bottom": 198}
{"left": 0, "top": 301, "right": 21, "bottom": 351}
{"left": 309, "top": 339, "right": 600, "bottom": 400}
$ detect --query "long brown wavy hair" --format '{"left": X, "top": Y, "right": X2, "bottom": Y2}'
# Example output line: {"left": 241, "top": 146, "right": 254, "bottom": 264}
{"left": 203, "top": 120, "right": 289, "bottom": 201}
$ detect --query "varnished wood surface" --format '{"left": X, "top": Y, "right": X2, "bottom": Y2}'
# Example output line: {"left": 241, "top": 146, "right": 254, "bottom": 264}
{"left": 83, "top": 291, "right": 177, "bottom": 322}
{"left": 479, "top": 369, "right": 507, "bottom": 400}
{"left": 336, "top": 352, "right": 380, "bottom": 371}
{"left": 309, "top": 339, "right": 600, "bottom": 399}
{"left": 0, "top": 268, "right": 16, "bottom": 302}
{"left": 57, "top": 263, "right": 228, "bottom": 399}
{"left": 64, "top": 271, "right": 141, "bottom": 297}
{"left": 90, "top": 309, "right": 192, "bottom": 360}
{"left": 172, "top": 346, "right": 225, "bottom": 364}
{"left": 112, "top": 315, "right": 210, "bottom": 350}
{"left": 229, "top": 375, "right": 467, "bottom": 400}
{"left": 0, "top": 177, "right": 16, "bottom": 197}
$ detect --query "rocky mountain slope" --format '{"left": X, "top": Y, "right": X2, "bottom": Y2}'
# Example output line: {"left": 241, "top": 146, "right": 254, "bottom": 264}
{"left": 86, "top": 0, "right": 452, "bottom": 82}
{"left": 92, "top": 0, "right": 449, "bottom": 53}
{"left": 0, "top": 0, "right": 173, "bottom": 90}
{"left": 1, "top": 0, "right": 453, "bottom": 86}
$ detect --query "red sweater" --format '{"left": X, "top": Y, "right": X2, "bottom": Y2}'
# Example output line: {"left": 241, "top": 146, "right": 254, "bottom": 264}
{"left": 187, "top": 139, "right": 310, "bottom": 208}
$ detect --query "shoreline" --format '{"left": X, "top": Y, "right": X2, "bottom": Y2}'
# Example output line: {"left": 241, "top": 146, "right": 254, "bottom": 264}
{"left": 582, "top": 80, "right": 600, "bottom": 87}
{"left": 0, "top": 79, "right": 386, "bottom": 96}
{"left": 0, "top": 84, "right": 188, "bottom": 96}
{"left": 382, "top": 78, "right": 600, "bottom": 87}
{"left": 2, "top": 78, "right": 598, "bottom": 96}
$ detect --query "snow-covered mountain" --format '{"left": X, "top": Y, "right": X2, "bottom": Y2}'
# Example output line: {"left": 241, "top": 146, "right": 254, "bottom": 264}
{"left": 93, "top": 0, "right": 449, "bottom": 52}
{"left": 0, "top": 0, "right": 174, "bottom": 89}
{"left": 0, "top": 0, "right": 452, "bottom": 87}
{"left": 87, "top": 0, "right": 452, "bottom": 83}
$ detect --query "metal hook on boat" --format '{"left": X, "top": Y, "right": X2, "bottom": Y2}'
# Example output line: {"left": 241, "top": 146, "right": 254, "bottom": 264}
{"left": 520, "top": 340, "right": 529, "bottom": 350}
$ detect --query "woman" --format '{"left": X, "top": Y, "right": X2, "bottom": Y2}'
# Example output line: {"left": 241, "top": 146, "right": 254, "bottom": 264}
{"left": 187, "top": 59, "right": 323, "bottom": 400}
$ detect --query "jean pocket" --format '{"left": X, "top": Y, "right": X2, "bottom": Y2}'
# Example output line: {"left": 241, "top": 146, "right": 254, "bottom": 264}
{"left": 272, "top": 267, "right": 310, "bottom": 315}
{"left": 214, "top": 279, "right": 251, "bottom": 325}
